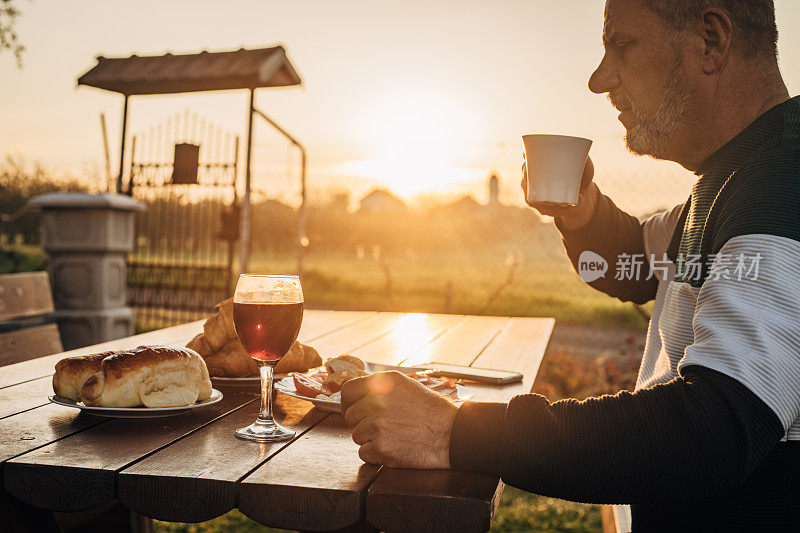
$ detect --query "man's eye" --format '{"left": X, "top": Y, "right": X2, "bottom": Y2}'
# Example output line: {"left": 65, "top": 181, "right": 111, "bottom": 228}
{"left": 615, "top": 40, "right": 632, "bottom": 49}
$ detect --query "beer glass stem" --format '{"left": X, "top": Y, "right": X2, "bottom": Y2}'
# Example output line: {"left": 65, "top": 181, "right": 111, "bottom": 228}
{"left": 258, "top": 361, "right": 274, "bottom": 423}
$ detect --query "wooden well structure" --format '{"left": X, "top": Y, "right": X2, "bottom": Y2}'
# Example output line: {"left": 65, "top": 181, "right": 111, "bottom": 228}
{"left": 77, "top": 47, "right": 307, "bottom": 326}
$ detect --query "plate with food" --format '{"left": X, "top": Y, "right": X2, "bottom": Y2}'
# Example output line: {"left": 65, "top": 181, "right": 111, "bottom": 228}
{"left": 50, "top": 345, "right": 222, "bottom": 418}
{"left": 275, "top": 355, "right": 474, "bottom": 412}
{"left": 185, "top": 298, "right": 321, "bottom": 387}
{"left": 49, "top": 389, "right": 223, "bottom": 418}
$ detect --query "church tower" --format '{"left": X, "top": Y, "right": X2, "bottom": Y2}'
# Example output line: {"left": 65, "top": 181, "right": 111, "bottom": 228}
{"left": 488, "top": 173, "right": 500, "bottom": 207}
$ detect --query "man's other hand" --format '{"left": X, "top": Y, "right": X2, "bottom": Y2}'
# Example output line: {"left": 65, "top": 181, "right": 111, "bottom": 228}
{"left": 521, "top": 155, "right": 600, "bottom": 231}
{"left": 341, "top": 371, "right": 458, "bottom": 469}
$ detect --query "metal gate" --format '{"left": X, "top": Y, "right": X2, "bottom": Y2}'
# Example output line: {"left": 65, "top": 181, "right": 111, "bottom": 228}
{"left": 127, "top": 111, "right": 240, "bottom": 331}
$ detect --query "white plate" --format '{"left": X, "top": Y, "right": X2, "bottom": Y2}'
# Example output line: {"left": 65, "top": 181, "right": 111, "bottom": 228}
{"left": 48, "top": 389, "right": 224, "bottom": 418}
{"left": 274, "top": 378, "right": 342, "bottom": 412}
{"left": 275, "top": 365, "right": 473, "bottom": 413}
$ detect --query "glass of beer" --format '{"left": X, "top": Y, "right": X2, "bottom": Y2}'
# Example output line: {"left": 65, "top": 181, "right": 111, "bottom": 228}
{"left": 233, "top": 274, "right": 304, "bottom": 442}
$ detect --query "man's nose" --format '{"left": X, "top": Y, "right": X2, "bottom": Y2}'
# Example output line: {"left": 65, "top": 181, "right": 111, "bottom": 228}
{"left": 588, "top": 54, "right": 620, "bottom": 94}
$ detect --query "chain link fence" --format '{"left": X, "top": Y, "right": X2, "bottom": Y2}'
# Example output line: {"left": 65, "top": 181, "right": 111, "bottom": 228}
{"left": 1, "top": 161, "right": 693, "bottom": 334}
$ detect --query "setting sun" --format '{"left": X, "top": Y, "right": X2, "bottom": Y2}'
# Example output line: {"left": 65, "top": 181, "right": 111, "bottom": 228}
{"left": 338, "top": 140, "right": 471, "bottom": 198}
{"left": 337, "top": 88, "right": 477, "bottom": 198}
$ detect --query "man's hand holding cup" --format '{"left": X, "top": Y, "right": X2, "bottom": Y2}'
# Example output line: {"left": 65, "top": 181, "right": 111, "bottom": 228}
{"left": 520, "top": 134, "right": 600, "bottom": 231}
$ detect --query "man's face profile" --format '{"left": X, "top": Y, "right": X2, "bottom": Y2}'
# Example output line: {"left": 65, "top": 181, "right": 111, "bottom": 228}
{"left": 589, "top": 0, "right": 695, "bottom": 161}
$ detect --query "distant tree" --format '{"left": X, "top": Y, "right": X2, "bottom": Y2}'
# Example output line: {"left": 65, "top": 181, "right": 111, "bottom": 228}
{"left": 1, "top": 0, "right": 24, "bottom": 68}
{"left": 0, "top": 158, "right": 88, "bottom": 243}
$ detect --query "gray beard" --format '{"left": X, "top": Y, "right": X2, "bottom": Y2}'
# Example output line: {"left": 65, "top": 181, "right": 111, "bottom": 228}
{"left": 616, "top": 57, "right": 690, "bottom": 159}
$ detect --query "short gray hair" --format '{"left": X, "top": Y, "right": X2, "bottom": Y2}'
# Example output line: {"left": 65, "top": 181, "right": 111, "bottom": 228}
{"left": 641, "top": 0, "right": 777, "bottom": 59}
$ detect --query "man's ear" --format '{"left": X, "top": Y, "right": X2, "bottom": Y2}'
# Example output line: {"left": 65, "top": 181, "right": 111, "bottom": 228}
{"left": 694, "top": 7, "right": 733, "bottom": 74}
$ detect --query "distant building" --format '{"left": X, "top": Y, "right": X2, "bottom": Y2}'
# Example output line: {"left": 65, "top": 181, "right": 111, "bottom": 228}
{"left": 358, "top": 188, "right": 406, "bottom": 214}
{"left": 433, "top": 195, "right": 484, "bottom": 217}
{"left": 329, "top": 192, "right": 350, "bottom": 213}
{"left": 428, "top": 172, "right": 506, "bottom": 218}
{"left": 448, "top": 195, "right": 482, "bottom": 213}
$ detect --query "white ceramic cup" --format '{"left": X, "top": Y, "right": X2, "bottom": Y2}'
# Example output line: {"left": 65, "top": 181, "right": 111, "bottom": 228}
{"left": 522, "top": 134, "right": 592, "bottom": 206}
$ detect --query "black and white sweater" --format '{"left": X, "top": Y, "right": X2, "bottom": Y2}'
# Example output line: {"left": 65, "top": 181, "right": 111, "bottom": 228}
{"left": 448, "top": 96, "right": 800, "bottom": 532}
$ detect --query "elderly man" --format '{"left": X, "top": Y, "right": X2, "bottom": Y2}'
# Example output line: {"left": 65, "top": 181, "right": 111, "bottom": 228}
{"left": 341, "top": 0, "right": 799, "bottom": 530}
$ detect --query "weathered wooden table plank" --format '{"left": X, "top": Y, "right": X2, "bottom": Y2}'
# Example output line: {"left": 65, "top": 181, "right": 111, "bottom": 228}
{"left": 400, "top": 315, "right": 509, "bottom": 367}
{"left": 365, "top": 317, "right": 555, "bottom": 533}
{"left": 237, "top": 415, "right": 380, "bottom": 531}
{"left": 353, "top": 313, "right": 464, "bottom": 365}
{"left": 303, "top": 312, "right": 405, "bottom": 358}
{"left": 0, "top": 311, "right": 374, "bottom": 438}
{"left": 0, "top": 311, "right": 374, "bottom": 420}
{"left": 296, "top": 310, "right": 376, "bottom": 343}
{"left": 3, "top": 390, "right": 258, "bottom": 512}
{"left": 472, "top": 317, "right": 555, "bottom": 390}
{"left": 0, "top": 378, "right": 55, "bottom": 419}
{"left": 0, "top": 404, "right": 108, "bottom": 463}
{"left": 302, "top": 312, "right": 402, "bottom": 359}
{"left": 366, "top": 469, "right": 505, "bottom": 533}
{"left": 118, "top": 394, "right": 328, "bottom": 523}
{"left": 0, "top": 312, "right": 376, "bottom": 392}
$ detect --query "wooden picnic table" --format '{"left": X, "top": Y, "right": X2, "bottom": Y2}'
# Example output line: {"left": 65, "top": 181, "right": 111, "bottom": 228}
{"left": 0, "top": 310, "right": 554, "bottom": 532}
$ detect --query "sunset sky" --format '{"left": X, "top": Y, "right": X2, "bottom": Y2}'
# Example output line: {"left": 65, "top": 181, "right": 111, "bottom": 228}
{"left": 2, "top": 0, "right": 799, "bottom": 214}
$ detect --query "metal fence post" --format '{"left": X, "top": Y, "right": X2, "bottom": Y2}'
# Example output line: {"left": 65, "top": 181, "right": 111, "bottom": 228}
{"left": 238, "top": 88, "right": 255, "bottom": 276}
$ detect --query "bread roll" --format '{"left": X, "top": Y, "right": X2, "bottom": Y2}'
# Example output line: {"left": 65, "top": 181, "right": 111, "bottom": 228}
{"left": 324, "top": 354, "right": 365, "bottom": 374}
{"left": 80, "top": 346, "right": 213, "bottom": 408}
{"left": 323, "top": 354, "right": 367, "bottom": 389}
{"left": 52, "top": 352, "right": 111, "bottom": 401}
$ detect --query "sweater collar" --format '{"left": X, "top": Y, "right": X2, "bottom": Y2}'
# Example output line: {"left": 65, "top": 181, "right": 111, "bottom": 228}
{"left": 693, "top": 95, "right": 798, "bottom": 176}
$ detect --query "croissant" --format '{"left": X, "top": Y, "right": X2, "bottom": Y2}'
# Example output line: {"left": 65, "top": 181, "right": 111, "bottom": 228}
{"left": 188, "top": 298, "right": 322, "bottom": 377}
{"left": 204, "top": 338, "right": 258, "bottom": 377}
{"left": 277, "top": 342, "right": 322, "bottom": 374}
{"left": 215, "top": 298, "right": 238, "bottom": 340}
{"left": 186, "top": 333, "right": 213, "bottom": 358}
{"left": 199, "top": 338, "right": 322, "bottom": 377}
{"left": 203, "top": 311, "right": 229, "bottom": 352}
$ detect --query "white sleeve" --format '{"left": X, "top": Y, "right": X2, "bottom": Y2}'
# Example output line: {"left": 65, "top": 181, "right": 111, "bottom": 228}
{"left": 642, "top": 203, "right": 684, "bottom": 281}
{"left": 677, "top": 234, "right": 800, "bottom": 432}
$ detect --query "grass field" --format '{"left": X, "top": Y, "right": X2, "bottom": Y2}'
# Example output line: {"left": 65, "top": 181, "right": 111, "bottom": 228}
{"left": 0, "top": 242, "right": 47, "bottom": 274}
{"left": 249, "top": 246, "right": 650, "bottom": 330}
{"left": 127, "top": 236, "right": 652, "bottom": 333}
{"left": 153, "top": 488, "right": 603, "bottom": 533}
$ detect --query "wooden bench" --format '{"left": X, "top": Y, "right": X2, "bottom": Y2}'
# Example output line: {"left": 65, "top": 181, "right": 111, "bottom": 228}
{"left": 0, "top": 272, "right": 63, "bottom": 367}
